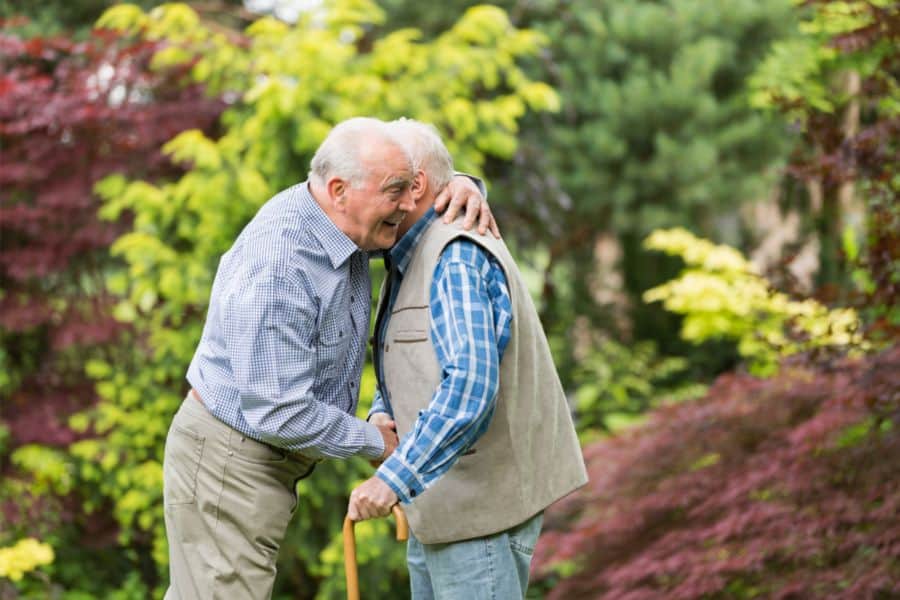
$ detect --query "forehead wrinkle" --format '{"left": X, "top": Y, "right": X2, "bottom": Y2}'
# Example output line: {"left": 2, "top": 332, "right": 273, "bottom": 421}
{"left": 358, "top": 139, "right": 412, "bottom": 185}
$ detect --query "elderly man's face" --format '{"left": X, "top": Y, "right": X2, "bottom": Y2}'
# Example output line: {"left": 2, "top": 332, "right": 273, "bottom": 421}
{"left": 342, "top": 142, "right": 415, "bottom": 251}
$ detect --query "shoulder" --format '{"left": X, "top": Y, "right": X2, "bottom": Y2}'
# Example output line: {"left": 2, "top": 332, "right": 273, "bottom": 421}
{"left": 227, "top": 228, "right": 316, "bottom": 298}
{"left": 439, "top": 237, "right": 493, "bottom": 271}
{"left": 435, "top": 238, "right": 509, "bottom": 290}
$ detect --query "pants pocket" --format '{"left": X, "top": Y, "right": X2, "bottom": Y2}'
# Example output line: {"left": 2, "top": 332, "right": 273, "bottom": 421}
{"left": 509, "top": 512, "right": 543, "bottom": 557}
{"left": 164, "top": 423, "right": 206, "bottom": 505}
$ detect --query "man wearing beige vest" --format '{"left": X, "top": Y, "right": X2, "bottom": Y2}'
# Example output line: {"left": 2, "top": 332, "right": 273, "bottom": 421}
{"left": 347, "top": 120, "right": 587, "bottom": 599}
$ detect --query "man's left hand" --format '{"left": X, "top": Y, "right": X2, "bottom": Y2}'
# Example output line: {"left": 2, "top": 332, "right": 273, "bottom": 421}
{"left": 434, "top": 175, "right": 500, "bottom": 238}
{"left": 347, "top": 476, "right": 399, "bottom": 521}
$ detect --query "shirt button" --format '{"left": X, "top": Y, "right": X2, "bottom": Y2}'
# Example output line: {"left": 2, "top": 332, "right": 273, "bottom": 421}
{"left": 409, "top": 489, "right": 417, "bottom": 498}
{"left": 350, "top": 296, "right": 355, "bottom": 303}
{"left": 339, "top": 330, "right": 344, "bottom": 337}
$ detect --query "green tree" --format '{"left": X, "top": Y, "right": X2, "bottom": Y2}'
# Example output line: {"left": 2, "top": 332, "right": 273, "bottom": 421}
{"left": 377, "top": 0, "right": 798, "bottom": 385}
{"left": 749, "top": 0, "right": 900, "bottom": 320}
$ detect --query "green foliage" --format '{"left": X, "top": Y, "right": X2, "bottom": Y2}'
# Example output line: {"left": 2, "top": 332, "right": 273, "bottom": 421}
{"left": 74, "top": 1, "right": 558, "bottom": 595}
{"left": 572, "top": 338, "right": 706, "bottom": 437}
{"left": 10, "top": 446, "right": 74, "bottom": 496}
{"left": 0, "top": 423, "right": 9, "bottom": 458}
{"left": 0, "top": 538, "right": 55, "bottom": 582}
{"left": 643, "top": 227, "right": 868, "bottom": 375}
{"left": 749, "top": 0, "right": 898, "bottom": 118}
{"left": 384, "top": 0, "right": 798, "bottom": 383}
{"left": 749, "top": 0, "right": 900, "bottom": 301}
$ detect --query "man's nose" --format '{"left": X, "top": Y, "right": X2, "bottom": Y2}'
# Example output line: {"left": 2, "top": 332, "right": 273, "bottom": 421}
{"left": 399, "top": 190, "right": 416, "bottom": 212}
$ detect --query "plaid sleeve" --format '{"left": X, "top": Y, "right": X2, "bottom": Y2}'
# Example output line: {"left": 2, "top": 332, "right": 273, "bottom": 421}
{"left": 368, "top": 389, "right": 392, "bottom": 420}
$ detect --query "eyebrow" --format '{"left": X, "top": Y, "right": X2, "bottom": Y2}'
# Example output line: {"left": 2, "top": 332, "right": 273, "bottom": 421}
{"left": 380, "top": 177, "right": 411, "bottom": 192}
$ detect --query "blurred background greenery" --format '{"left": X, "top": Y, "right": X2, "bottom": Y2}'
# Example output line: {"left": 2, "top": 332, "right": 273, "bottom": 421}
{"left": 1, "top": 0, "right": 897, "bottom": 598}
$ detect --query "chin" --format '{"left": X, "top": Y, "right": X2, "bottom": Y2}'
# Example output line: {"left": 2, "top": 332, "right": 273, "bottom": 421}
{"left": 368, "top": 236, "right": 394, "bottom": 250}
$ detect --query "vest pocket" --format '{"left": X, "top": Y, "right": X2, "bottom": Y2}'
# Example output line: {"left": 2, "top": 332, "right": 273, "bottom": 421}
{"left": 392, "top": 328, "right": 428, "bottom": 343}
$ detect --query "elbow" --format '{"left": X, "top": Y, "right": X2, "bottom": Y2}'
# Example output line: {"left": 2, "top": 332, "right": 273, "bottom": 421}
{"left": 239, "top": 395, "right": 289, "bottom": 445}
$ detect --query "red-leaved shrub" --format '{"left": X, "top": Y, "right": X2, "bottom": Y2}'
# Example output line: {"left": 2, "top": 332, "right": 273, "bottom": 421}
{"left": 0, "top": 26, "right": 222, "bottom": 446}
{"left": 534, "top": 346, "right": 900, "bottom": 599}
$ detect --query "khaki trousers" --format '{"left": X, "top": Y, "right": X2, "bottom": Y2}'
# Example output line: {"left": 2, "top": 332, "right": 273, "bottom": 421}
{"left": 163, "top": 394, "right": 317, "bottom": 600}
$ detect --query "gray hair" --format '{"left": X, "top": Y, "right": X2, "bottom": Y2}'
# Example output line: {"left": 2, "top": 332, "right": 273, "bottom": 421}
{"left": 389, "top": 118, "right": 454, "bottom": 195}
{"left": 309, "top": 117, "right": 406, "bottom": 189}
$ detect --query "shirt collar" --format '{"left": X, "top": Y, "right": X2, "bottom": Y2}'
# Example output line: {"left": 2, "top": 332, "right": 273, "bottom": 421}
{"left": 389, "top": 207, "right": 437, "bottom": 275}
{"left": 299, "top": 181, "right": 360, "bottom": 269}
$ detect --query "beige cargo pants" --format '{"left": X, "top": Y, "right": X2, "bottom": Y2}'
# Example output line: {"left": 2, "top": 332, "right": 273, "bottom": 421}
{"left": 163, "top": 393, "right": 318, "bottom": 599}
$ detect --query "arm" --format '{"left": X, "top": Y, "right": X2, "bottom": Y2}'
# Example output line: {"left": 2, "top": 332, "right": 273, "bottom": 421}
{"left": 348, "top": 241, "right": 512, "bottom": 519}
{"left": 223, "top": 271, "right": 396, "bottom": 460}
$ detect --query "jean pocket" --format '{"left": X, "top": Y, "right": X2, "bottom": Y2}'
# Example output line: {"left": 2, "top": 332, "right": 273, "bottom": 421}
{"left": 164, "top": 423, "right": 205, "bottom": 505}
{"left": 509, "top": 512, "right": 544, "bottom": 557}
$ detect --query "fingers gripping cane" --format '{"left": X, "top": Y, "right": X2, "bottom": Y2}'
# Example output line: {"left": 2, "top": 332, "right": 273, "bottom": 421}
{"left": 343, "top": 505, "right": 409, "bottom": 600}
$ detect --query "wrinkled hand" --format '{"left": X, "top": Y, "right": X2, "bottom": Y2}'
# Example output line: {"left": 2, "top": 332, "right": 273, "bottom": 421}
{"left": 369, "top": 413, "right": 396, "bottom": 467}
{"left": 375, "top": 420, "right": 399, "bottom": 461}
{"left": 347, "top": 476, "right": 399, "bottom": 521}
{"left": 434, "top": 175, "right": 500, "bottom": 238}
{"left": 368, "top": 413, "right": 399, "bottom": 469}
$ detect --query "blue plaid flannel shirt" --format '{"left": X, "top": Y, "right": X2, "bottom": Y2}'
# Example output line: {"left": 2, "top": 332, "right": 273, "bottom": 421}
{"left": 370, "top": 208, "right": 513, "bottom": 503}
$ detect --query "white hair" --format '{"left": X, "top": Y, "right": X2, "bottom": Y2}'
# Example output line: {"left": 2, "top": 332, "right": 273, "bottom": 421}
{"left": 309, "top": 117, "right": 407, "bottom": 189}
{"left": 389, "top": 118, "right": 454, "bottom": 195}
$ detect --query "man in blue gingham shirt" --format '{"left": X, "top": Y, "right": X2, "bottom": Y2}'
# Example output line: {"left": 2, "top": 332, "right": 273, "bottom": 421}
{"left": 164, "top": 117, "right": 492, "bottom": 600}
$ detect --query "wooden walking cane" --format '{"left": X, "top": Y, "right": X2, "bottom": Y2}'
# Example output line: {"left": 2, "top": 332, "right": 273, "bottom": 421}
{"left": 343, "top": 505, "right": 409, "bottom": 600}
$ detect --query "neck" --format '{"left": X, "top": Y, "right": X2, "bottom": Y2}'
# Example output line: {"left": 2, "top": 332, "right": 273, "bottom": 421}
{"left": 309, "top": 179, "right": 332, "bottom": 216}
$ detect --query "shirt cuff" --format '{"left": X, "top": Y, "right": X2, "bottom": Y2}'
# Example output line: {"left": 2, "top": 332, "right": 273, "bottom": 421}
{"left": 367, "top": 407, "right": 392, "bottom": 421}
{"left": 375, "top": 452, "right": 427, "bottom": 504}
{"left": 359, "top": 422, "right": 385, "bottom": 460}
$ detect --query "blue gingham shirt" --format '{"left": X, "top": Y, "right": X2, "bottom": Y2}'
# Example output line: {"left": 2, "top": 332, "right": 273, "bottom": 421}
{"left": 370, "top": 208, "right": 513, "bottom": 503}
{"left": 186, "top": 182, "right": 385, "bottom": 460}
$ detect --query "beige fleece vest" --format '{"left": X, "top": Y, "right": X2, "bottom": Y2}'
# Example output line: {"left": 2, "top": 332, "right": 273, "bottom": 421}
{"left": 376, "top": 218, "right": 587, "bottom": 544}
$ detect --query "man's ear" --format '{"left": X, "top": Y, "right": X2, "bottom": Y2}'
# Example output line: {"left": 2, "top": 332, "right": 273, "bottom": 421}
{"left": 410, "top": 170, "right": 427, "bottom": 203}
{"left": 327, "top": 177, "right": 348, "bottom": 212}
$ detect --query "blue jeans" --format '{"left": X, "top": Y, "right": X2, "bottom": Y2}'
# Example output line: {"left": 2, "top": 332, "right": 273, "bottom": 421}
{"left": 407, "top": 512, "right": 543, "bottom": 600}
